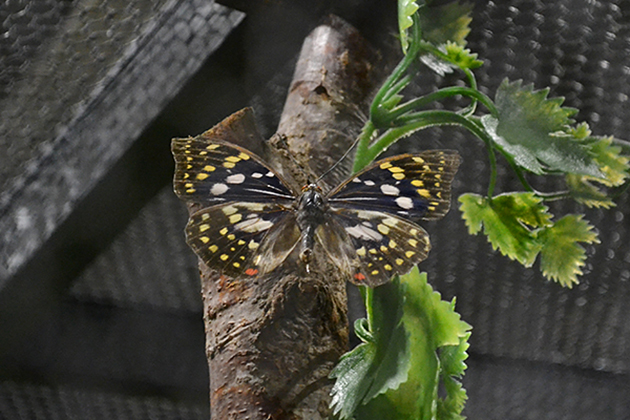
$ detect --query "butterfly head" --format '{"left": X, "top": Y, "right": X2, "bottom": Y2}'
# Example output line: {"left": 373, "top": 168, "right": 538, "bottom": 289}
{"left": 298, "top": 184, "right": 326, "bottom": 214}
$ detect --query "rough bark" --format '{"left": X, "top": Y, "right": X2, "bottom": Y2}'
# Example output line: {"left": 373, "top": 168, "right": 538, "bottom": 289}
{"left": 189, "top": 16, "right": 383, "bottom": 420}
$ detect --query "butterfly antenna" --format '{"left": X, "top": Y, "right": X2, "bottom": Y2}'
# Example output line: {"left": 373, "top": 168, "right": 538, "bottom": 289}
{"left": 315, "top": 134, "right": 362, "bottom": 184}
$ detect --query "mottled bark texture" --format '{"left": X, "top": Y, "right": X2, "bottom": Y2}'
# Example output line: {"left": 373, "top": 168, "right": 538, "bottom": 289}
{"left": 189, "top": 16, "right": 382, "bottom": 419}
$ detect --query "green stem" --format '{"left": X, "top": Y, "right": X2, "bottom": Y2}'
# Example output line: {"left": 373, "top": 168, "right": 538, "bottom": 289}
{"left": 389, "top": 87, "right": 497, "bottom": 123}
{"left": 353, "top": 120, "right": 377, "bottom": 173}
{"left": 361, "top": 286, "right": 375, "bottom": 332}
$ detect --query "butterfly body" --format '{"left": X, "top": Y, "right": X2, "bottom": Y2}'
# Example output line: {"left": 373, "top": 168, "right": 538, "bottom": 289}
{"left": 172, "top": 137, "right": 460, "bottom": 287}
{"left": 295, "top": 184, "right": 328, "bottom": 269}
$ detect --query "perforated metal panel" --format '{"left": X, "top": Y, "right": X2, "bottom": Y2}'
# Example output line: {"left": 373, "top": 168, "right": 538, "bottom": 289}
{"left": 1, "top": 1, "right": 629, "bottom": 419}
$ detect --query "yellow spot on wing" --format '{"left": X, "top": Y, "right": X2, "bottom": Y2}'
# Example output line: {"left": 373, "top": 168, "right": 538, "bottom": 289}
{"left": 408, "top": 239, "right": 418, "bottom": 247}
{"left": 223, "top": 162, "right": 235, "bottom": 169}
{"left": 203, "top": 165, "right": 216, "bottom": 172}
{"left": 196, "top": 173, "right": 209, "bottom": 180}
{"left": 233, "top": 262, "right": 241, "bottom": 268}
{"left": 199, "top": 224, "right": 210, "bottom": 232}
{"left": 384, "top": 264, "right": 392, "bottom": 271}
{"left": 396, "top": 258, "right": 404, "bottom": 265}
{"left": 219, "top": 227, "right": 228, "bottom": 236}
{"left": 238, "top": 152, "right": 250, "bottom": 160}
{"left": 237, "top": 240, "right": 246, "bottom": 245}
{"left": 220, "top": 254, "right": 229, "bottom": 261}
{"left": 411, "top": 180, "right": 424, "bottom": 187}
{"left": 369, "top": 248, "right": 378, "bottom": 254}
{"left": 413, "top": 157, "right": 425, "bottom": 163}
{"left": 405, "top": 251, "right": 415, "bottom": 258}
{"left": 206, "top": 144, "right": 221, "bottom": 150}
{"left": 248, "top": 240, "right": 259, "bottom": 250}
{"left": 388, "top": 166, "right": 404, "bottom": 173}
{"left": 229, "top": 213, "right": 243, "bottom": 223}
{"left": 417, "top": 189, "right": 432, "bottom": 198}
{"left": 199, "top": 237, "right": 209, "bottom": 243}
{"left": 209, "top": 245, "right": 219, "bottom": 253}
{"left": 227, "top": 234, "right": 236, "bottom": 241}
{"left": 201, "top": 213, "right": 210, "bottom": 220}
{"left": 389, "top": 240, "right": 397, "bottom": 248}
{"left": 225, "top": 156, "right": 241, "bottom": 163}
{"left": 377, "top": 224, "right": 390, "bottom": 235}
{"left": 371, "top": 270, "right": 379, "bottom": 275}
{"left": 380, "top": 245, "right": 388, "bottom": 252}
{"left": 392, "top": 173, "right": 405, "bottom": 180}
{"left": 356, "top": 247, "right": 366, "bottom": 256}
{"left": 380, "top": 162, "right": 393, "bottom": 169}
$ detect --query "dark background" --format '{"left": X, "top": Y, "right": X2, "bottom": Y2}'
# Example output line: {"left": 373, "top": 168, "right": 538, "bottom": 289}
{"left": 1, "top": 0, "right": 629, "bottom": 418}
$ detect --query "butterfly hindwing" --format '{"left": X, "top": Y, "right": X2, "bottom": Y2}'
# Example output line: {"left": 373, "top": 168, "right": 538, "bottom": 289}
{"left": 172, "top": 138, "right": 295, "bottom": 205}
{"left": 321, "top": 208, "right": 431, "bottom": 287}
{"left": 186, "top": 202, "right": 297, "bottom": 277}
{"left": 328, "top": 150, "right": 461, "bottom": 221}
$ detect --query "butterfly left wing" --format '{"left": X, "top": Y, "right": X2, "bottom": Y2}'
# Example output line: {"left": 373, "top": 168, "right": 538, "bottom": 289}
{"left": 316, "top": 208, "right": 431, "bottom": 287}
{"left": 186, "top": 202, "right": 300, "bottom": 278}
{"left": 327, "top": 150, "right": 461, "bottom": 221}
{"left": 172, "top": 138, "right": 296, "bottom": 206}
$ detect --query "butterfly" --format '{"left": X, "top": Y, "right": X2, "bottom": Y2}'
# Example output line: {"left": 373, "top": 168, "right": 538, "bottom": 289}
{"left": 172, "top": 137, "right": 460, "bottom": 287}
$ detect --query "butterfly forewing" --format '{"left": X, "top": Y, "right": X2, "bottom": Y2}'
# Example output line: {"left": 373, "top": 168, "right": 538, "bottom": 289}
{"left": 328, "top": 150, "right": 461, "bottom": 221}
{"left": 172, "top": 138, "right": 295, "bottom": 205}
{"left": 186, "top": 202, "right": 297, "bottom": 277}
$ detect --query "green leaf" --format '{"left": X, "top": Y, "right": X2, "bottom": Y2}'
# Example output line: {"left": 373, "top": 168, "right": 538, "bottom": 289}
{"left": 587, "top": 136, "right": 629, "bottom": 187}
{"left": 399, "top": 0, "right": 421, "bottom": 54}
{"left": 418, "top": 2, "right": 473, "bottom": 46}
{"left": 354, "top": 269, "right": 471, "bottom": 420}
{"left": 443, "top": 41, "right": 483, "bottom": 70}
{"left": 566, "top": 174, "right": 616, "bottom": 209}
{"left": 483, "top": 79, "right": 603, "bottom": 177}
{"left": 538, "top": 215, "right": 600, "bottom": 287}
{"left": 419, "top": 42, "right": 482, "bottom": 76}
{"left": 437, "top": 332, "right": 470, "bottom": 420}
{"left": 459, "top": 192, "right": 552, "bottom": 266}
{"left": 329, "top": 279, "right": 410, "bottom": 419}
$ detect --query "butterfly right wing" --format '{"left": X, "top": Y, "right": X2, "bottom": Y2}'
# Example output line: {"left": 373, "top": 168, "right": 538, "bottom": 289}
{"left": 186, "top": 202, "right": 300, "bottom": 278}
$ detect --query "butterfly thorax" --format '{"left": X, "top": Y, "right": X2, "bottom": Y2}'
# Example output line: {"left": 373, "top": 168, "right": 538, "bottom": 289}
{"left": 295, "top": 184, "right": 328, "bottom": 268}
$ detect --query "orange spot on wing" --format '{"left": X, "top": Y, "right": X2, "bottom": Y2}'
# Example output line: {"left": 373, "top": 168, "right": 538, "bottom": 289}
{"left": 354, "top": 273, "right": 366, "bottom": 281}
{"left": 245, "top": 268, "right": 259, "bottom": 276}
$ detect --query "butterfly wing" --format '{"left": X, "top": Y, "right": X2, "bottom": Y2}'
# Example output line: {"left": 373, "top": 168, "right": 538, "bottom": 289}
{"left": 327, "top": 150, "right": 461, "bottom": 221}
{"left": 172, "top": 138, "right": 296, "bottom": 205}
{"left": 317, "top": 208, "right": 430, "bottom": 287}
{"left": 186, "top": 202, "right": 300, "bottom": 277}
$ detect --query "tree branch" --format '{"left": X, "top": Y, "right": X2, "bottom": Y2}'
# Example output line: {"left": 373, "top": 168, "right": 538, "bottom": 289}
{"left": 187, "top": 16, "right": 383, "bottom": 419}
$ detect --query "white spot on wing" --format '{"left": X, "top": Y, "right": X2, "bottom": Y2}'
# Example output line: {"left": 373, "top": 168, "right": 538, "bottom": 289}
{"left": 345, "top": 224, "right": 383, "bottom": 241}
{"left": 211, "top": 183, "right": 229, "bottom": 195}
{"left": 234, "top": 217, "right": 274, "bottom": 233}
{"left": 226, "top": 173, "right": 246, "bottom": 184}
{"left": 252, "top": 172, "right": 264, "bottom": 178}
{"left": 380, "top": 184, "right": 400, "bottom": 196}
{"left": 364, "top": 180, "right": 375, "bottom": 186}
{"left": 265, "top": 171, "right": 275, "bottom": 178}
{"left": 395, "top": 196, "right": 414, "bottom": 209}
